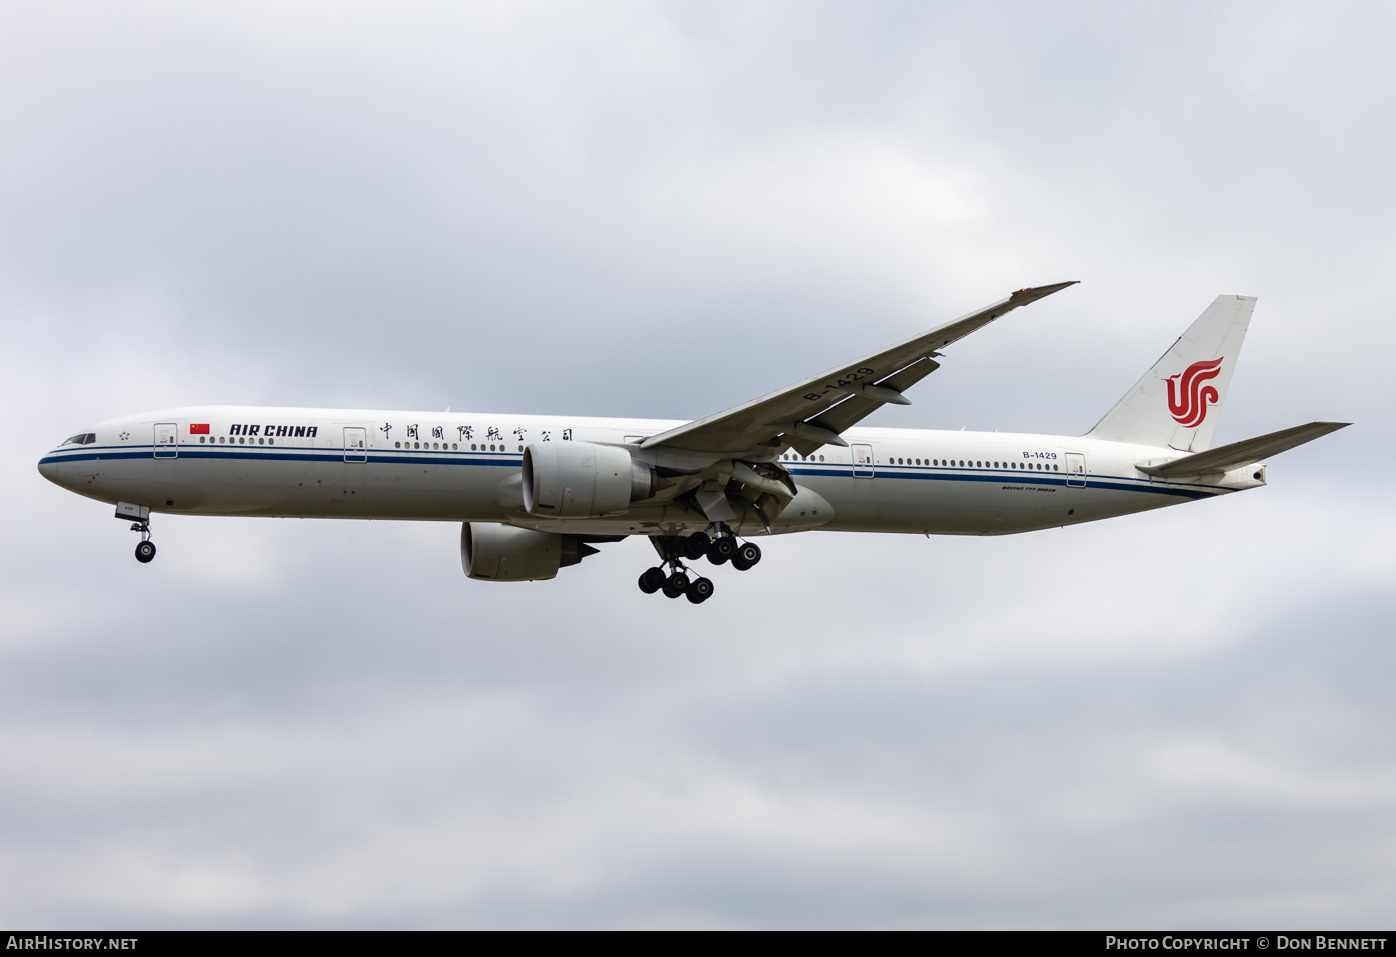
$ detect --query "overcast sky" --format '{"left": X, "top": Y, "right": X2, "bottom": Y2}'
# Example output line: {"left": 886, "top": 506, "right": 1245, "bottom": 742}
{"left": 2, "top": 0, "right": 1393, "bottom": 929}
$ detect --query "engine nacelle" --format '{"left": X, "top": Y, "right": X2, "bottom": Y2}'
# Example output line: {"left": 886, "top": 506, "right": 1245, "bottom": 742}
{"left": 461, "top": 523, "right": 598, "bottom": 582}
{"left": 521, "top": 441, "right": 658, "bottom": 517}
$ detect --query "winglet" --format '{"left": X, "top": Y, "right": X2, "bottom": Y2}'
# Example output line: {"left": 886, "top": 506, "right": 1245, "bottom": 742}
{"left": 1012, "top": 281, "right": 1079, "bottom": 304}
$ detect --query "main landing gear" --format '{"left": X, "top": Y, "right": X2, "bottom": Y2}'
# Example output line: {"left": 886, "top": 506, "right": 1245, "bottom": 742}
{"left": 637, "top": 562, "right": 713, "bottom": 604}
{"left": 637, "top": 526, "right": 762, "bottom": 604}
{"left": 131, "top": 520, "right": 156, "bottom": 563}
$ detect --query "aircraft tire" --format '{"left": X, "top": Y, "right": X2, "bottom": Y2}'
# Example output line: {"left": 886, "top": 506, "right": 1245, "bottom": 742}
{"left": 707, "top": 537, "right": 736, "bottom": 565}
{"left": 682, "top": 532, "right": 710, "bottom": 561}
{"left": 731, "top": 554, "right": 752, "bottom": 572}
{"left": 686, "top": 577, "right": 714, "bottom": 604}
{"left": 736, "top": 542, "right": 761, "bottom": 567}
{"left": 135, "top": 541, "right": 156, "bottom": 563}
{"left": 662, "top": 572, "right": 689, "bottom": 599}
{"left": 639, "top": 567, "right": 665, "bottom": 594}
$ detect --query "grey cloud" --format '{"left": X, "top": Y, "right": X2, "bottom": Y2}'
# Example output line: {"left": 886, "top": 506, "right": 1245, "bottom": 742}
{"left": 1, "top": 0, "right": 1391, "bottom": 928}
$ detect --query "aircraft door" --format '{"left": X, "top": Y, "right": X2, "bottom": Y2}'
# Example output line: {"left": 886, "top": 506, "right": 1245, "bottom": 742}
{"left": 1065, "top": 452, "right": 1086, "bottom": 487}
{"left": 344, "top": 427, "right": 368, "bottom": 463}
{"left": 852, "top": 443, "right": 874, "bottom": 478}
{"left": 154, "top": 422, "right": 177, "bottom": 458}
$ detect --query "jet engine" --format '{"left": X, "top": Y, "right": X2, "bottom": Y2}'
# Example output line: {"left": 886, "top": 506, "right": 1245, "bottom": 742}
{"left": 461, "top": 522, "right": 599, "bottom": 582}
{"left": 521, "top": 441, "right": 662, "bottom": 517}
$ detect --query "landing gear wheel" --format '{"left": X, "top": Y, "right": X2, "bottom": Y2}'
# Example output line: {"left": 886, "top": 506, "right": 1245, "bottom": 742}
{"left": 685, "top": 577, "right": 714, "bottom": 604}
{"left": 736, "top": 542, "right": 761, "bottom": 567}
{"left": 682, "top": 532, "right": 710, "bottom": 561}
{"left": 134, "top": 540, "right": 156, "bottom": 563}
{"left": 662, "top": 572, "right": 690, "bottom": 599}
{"left": 707, "top": 537, "right": 736, "bottom": 565}
{"left": 639, "top": 567, "right": 666, "bottom": 594}
{"left": 731, "top": 554, "right": 752, "bottom": 572}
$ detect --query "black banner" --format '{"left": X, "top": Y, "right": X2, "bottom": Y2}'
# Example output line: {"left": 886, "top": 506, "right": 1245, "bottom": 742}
{"left": 0, "top": 931, "right": 1391, "bottom": 948}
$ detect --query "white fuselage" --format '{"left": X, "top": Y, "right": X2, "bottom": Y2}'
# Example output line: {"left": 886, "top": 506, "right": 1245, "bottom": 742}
{"left": 37, "top": 405, "right": 1264, "bottom": 538}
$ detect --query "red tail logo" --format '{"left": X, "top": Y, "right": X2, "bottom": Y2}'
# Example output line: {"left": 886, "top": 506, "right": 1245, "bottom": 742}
{"left": 1166, "top": 357, "right": 1224, "bottom": 427}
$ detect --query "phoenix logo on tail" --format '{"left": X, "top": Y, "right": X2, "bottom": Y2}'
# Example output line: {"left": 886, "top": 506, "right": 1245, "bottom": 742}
{"left": 1166, "top": 357, "right": 1224, "bottom": 427}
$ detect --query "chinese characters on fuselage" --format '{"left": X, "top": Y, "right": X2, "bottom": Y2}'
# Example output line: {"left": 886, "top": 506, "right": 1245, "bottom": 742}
{"left": 366, "top": 423, "right": 580, "bottom": 446}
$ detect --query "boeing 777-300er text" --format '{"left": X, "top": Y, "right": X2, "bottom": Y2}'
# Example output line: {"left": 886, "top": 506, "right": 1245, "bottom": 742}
{"left": 39, "top": 283, "right": 1348, "bottom": 603}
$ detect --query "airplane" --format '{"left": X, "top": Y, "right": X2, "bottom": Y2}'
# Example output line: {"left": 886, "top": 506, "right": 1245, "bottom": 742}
{"left": 38, "top": 283, "right": 1348, "bottom": 604}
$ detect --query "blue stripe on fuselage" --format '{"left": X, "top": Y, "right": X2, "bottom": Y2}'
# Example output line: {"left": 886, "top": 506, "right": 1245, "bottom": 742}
{"left": 784, "top": 463, "right": 1221, "bottom": 501}
{"left": 41, "top": 446, "right": 1221, "bottom": 501}
{"left": 40, "top": 446, "right": 523, "bottom": 468}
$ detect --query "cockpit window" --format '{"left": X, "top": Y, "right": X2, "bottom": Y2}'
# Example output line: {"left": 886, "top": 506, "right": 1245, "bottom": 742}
{"left": 59, "top": 433, "right": 96, "bottom": 447}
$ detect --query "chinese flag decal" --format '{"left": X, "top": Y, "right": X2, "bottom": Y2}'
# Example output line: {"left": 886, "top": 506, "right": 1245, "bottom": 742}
{"left": 189, "top": 423, "right": 210, "bottom": 434}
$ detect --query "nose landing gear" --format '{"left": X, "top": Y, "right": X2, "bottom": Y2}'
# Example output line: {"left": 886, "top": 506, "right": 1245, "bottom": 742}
{"left": 129, "top": 518, "right": 155, "bottom": 564}
{"left": 115, "top": 503, "right": 156, "bottom": 564}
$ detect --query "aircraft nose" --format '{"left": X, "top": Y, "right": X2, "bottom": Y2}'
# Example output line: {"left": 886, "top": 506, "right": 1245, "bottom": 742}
{"left": 37, "top": 448, "right": 86, "bottom": 491}
{"left": 37, "top": 453, "right": 67, "bottom": 487}
{"left": 39, "top": 431, "right": 100, "bottom": 490}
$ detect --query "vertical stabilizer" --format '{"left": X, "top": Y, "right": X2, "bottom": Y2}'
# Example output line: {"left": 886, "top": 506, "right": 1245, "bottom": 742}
{"left": 1086, "top": 295, "right": 1255, "bottom": 451}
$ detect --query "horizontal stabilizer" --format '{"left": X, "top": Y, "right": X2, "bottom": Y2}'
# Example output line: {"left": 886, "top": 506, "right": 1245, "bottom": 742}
{"left": 1137, "top": 421, "right": 1349, "bottom": 477}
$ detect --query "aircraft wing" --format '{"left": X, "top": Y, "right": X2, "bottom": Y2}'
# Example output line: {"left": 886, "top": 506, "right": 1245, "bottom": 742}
{"left": 1137, "top": 421, "right": 1350, "bottom": 477}
{"left": 642, "top": 281, "right": 1078, "bottom": 457}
